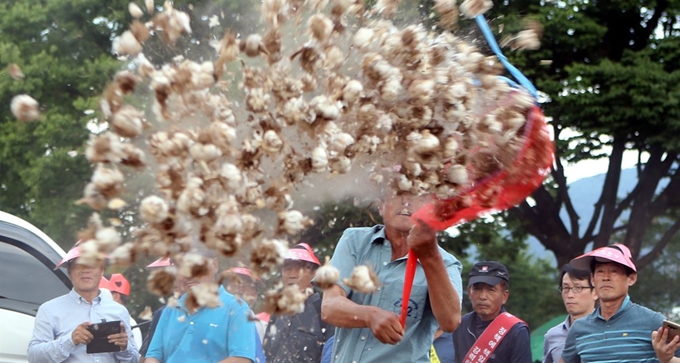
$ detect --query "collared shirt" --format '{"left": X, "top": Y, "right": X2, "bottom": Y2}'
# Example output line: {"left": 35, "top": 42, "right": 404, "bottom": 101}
{"left": 145, "top": 285, "right": 256, "bottom": 363}
{"left": 328, "top": 225, "right": 464, "bottom": 363}
{"left": 561, "top": 295, "right": 679, "bottom": 363}
{"left": 27, "top": 289, "right": 139, "bottom": 363}
{"left": 543, "top": 316, "right": 571, "bottom": 363}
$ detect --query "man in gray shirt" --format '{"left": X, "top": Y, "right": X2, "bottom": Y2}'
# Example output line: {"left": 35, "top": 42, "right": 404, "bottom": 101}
{"left": 542, "top": 265, "right": 597, "bottom": 363}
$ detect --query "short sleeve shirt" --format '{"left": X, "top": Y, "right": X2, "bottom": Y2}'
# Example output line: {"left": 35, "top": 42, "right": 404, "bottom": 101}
{"left": 328, "top": 226, "right": 463, "bottom": 363}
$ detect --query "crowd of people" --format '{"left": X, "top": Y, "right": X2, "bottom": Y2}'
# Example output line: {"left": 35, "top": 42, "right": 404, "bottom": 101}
{"left": 27, "top": 192, "right": 680, "bottom": 363}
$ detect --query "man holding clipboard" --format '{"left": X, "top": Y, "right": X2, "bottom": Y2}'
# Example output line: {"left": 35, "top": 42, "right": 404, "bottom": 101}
{"left": 27, "top": 241, "right": 139, "bottom": 363}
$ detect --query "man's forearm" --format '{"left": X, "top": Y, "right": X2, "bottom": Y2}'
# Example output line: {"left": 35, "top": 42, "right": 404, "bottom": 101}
{"left": 321, "top": 288, "right": 375, "bottom": 328}
{"left": 144, "top": 358, "right": 161, "bottom": 363}
{"left": 420, "top": 254, "right": 461, "bottom": 332}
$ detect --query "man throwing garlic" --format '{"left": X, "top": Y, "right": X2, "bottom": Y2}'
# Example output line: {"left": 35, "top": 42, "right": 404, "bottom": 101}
{"left": 321, "top": 192, "right": 463, "bottom": 363}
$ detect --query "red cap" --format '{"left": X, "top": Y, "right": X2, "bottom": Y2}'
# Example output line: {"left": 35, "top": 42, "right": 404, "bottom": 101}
{"left": 226, "top": 267, "right": 262, "bottom": 282}
{"left": 146, "top": 257, "right": 173, "bottom": 269}
{"left": 99, "top": 276, "right": 111, "bottom": 290}
{"left": 570, "top": 244, "right": 637, "bottom": 272}
{"left": 107, "top": 273, "right": 131, "bottom": 296}
{"left": 285, "top": 243, "right": 320, "bottom": 266}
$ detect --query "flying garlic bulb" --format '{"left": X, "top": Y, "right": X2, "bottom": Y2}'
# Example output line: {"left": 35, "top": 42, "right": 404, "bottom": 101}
{"left": 310, "top": 96, "right": 340, "bottom": 120}
{"left": 91, "top": 165, "right": 125, "bottom": 198}
{"left": 250, "top": 239, "right": 288, "bottom": 275}
{"left": 7, "top": 64, "right": 24, "bottom": 80}
{"left": 329, "top": 133, "right": 355, "bottom": 154}
{"left": 241, "top": 34, "right": 268, "bottom": 58}
{"left": 514, "top": 29, "right": 541, "bottom": 50}
{"left": 219, "top": 163, "right": 243, "bottom": 191}
{"left": 187, "top": 283, "right": 221, "bottom": 310}
{"left": 140, "top": 195, "right": 169, "bottom": 224}
{"left": 342, "top": 80, "right": 363, "bottom": 104}
{"left": 95, "top": 227, "right": 122, "bottom": 253}
{"left": 343, "top": 265, "right": 380, "bottom": 294}
{"left": 262, "top": 130, "right": 284, "bottom": 154}
{"left": 459, "top": 0, "right": 493, "bottom": 18}
{"left": 148, "top": 267, "right": 177, "bottom": 296}
{"left": 277, "top": 210, "right": 314, "bottom": 235}
{"left": 129, "top": 3, "right": 144, "bottom": 18}
{"left": 307, "top": 14, "right": 333, "bottom": 43}
{"left": 10, "top": 94, "right": 40, "bottom": 121}
{"left": 115, "top": 31, "right": 143, "bottom": 56}
{"left": 314, "top": 259, "right": 340, "bottom": 290}
{"left": 265, "top": 284, "right": 307, "bottom": 315}
{"left": 311, "top": 147, "right": 329, "bottom": 172}
{"left": 111, "top": 105, "right": 144, "bottom": 138}
{"left": 353, "top": 27, "right": 375, "bottom": 50}
{"left": 445, "top": 164, "right": 468, "bottom": 185}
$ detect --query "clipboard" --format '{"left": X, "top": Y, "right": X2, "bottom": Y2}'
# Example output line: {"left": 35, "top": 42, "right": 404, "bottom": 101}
{"left": 86, "top": 320, "right": 122, "bottom": 354}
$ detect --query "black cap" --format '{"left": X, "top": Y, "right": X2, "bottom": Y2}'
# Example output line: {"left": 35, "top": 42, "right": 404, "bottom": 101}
{"left": 468, "top": 261, "right": 509, "bottom": 287}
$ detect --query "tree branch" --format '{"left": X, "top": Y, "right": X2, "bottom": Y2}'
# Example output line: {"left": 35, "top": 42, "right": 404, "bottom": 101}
{"left": 623, "top": 151, "right": 678, "bottom": 257}
{"left": 638, "top": 0, "right": 669, "bottom": 49}
{"left": 552, "top": 153, "right": 580, "bottom": 239}
{"left": 593, "top": 137, "right": 625, "bottom": 248}
{"left": 636, "top": 219, "right": 680, "bottom": 269}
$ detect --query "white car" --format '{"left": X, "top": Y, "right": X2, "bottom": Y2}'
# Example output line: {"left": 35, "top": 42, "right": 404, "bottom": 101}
{"left": 0, "top": 211, "right": 71, "bottom": 363}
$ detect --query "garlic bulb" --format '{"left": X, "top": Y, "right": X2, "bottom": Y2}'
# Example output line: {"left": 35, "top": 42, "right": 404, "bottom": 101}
{"left": 277, "top": 210, "right": 313, "bottom": 235}
{"left": 111, "top": 105, "right": 144, "bottom": 138}
{"left": 314, "top": 263, "right": 340, "bottom": 290}
{"left": 10, "top": 94, "right": 40, "bottom": 121}
{"left": 311, "top": 147, "right": 329, "bottom": 172}
{"left": 140, "top": 195, "right": 169, "bottom": 224}
{"left": 445, "top": 164, "right": 468, "bottom": 184}
{"left": 343, "top": 265, "right": 379, "bottom": 294}
{"left": 129, "top": 3, "right": 144, "bottom": 18}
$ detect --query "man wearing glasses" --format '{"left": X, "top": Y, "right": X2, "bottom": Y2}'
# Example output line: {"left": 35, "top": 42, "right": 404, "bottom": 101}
{"left": 542, "top": 265, "right": 597, "bottom": 363}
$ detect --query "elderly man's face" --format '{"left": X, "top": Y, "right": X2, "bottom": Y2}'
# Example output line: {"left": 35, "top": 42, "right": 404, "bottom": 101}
{"left": 468, "top": 282, "right": 508, "bottom": 321}
{"left": 282, "top": 260, "right": 316, "bottom": 292}
{"left": 68, "top": 260, "right": 105, "bottom": 295}
{"left": 592, "top": 262, "right": 636, "bottom": 303}
{"left": 380, "top": 193, "right": 432, "bottom": 233}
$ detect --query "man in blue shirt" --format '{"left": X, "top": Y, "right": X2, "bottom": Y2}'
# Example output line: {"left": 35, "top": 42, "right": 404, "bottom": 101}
{"left": 321, "top": 192, "right": 463, "bottom": 363}
{"left": 560, "top": 244, "right": 680, "bottom": 363}
{"left": 144, "top": 251, "right": 259, "bottom": 363}
{"left": 28, "top": 241, "right": 139, "bottom": 363}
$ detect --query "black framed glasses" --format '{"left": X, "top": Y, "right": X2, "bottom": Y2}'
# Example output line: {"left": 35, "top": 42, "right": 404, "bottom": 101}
{"left": 558, "top": 286, "right": 593, "bottom": 294}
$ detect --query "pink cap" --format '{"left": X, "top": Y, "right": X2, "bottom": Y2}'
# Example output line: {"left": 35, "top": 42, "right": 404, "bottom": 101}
{"left": 54, "top": 241, "right": 84, "bottom": 269}
{"left": 146, "top": 257, "right": 172, "bottom": 269}
{"left": 570, "top": 244, "right": 637, "bottom": 272}
{"left": 285, "top": 243, "right": 320, "bottom": 266}
{"left": 226, "top": 267, "right": 262, "bottom": 282}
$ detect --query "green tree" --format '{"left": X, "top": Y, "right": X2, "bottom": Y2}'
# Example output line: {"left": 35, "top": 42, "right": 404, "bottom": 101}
{"left": 1, "top": 0, "right": 139, "bottom": 249}
{"left": 492, "top": 0, "right": 680, "bottom": 268}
